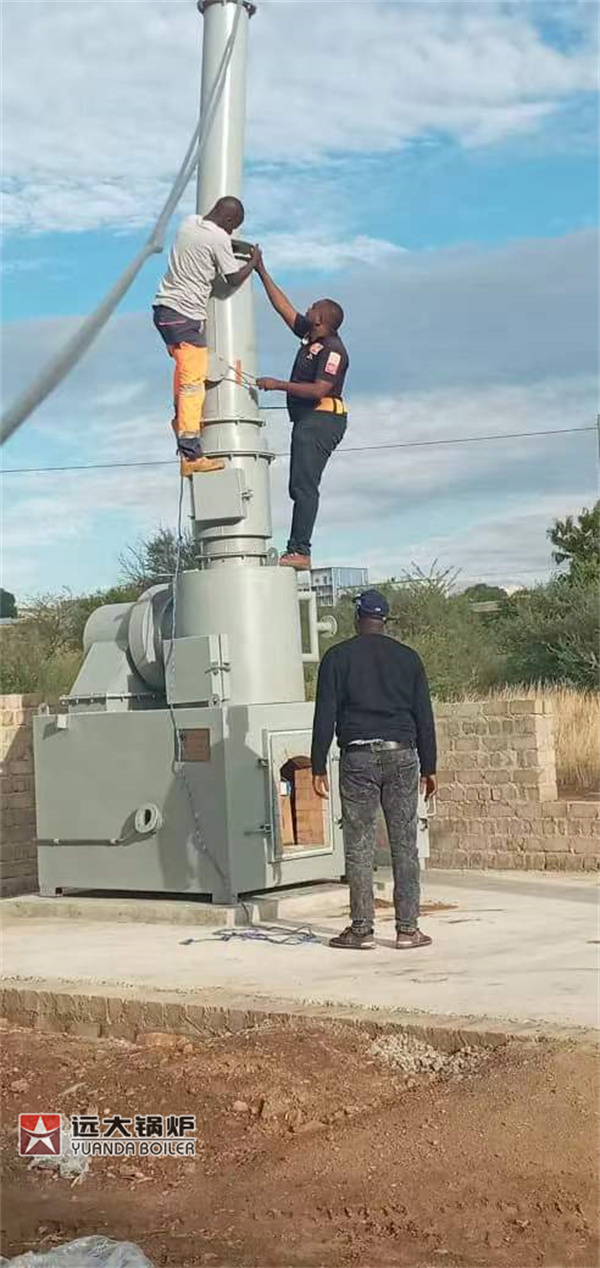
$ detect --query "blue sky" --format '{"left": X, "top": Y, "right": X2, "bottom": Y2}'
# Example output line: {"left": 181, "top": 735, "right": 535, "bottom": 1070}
{"left": 1, "top": 0, "right": 598, "bottom": 601}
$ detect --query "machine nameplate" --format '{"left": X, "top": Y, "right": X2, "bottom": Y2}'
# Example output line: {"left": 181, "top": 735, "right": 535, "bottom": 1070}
{"left": 179, "top": 728, "right": 211, "bottom": 762}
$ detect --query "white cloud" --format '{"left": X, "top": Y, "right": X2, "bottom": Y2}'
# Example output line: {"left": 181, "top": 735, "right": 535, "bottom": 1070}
{"left": 360, "top": 492, "right": 595, "bottom": 589}
{"left": 1, "top": 256, "right": 56, "bottom": 276}
{"left": 264, "top": 233, "right": 406, "bottom": 271}
{"left": 266, "top": 377, "right": 598, "bottom": 536}
{"left": 1, "top": 0, "right": 597, "bottom": 234}
{"left": 2, "top": 375, "right": 596, "bottom": 596}
{"left": 1, "top": 229, "right": 597, "bottom": 596}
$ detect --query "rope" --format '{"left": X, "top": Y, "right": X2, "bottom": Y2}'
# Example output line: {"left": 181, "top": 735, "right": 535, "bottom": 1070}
{"left": 165, "top": 474, "right": 229, "bottom": 887}
{"left": 214, "top": 925, "right": 319, "bottom": 944}
{"left": 0, "top": 0, "right": 244, "bottom": 447}
{"left": 180, "top": 924, "right": 319, "bottom": 945}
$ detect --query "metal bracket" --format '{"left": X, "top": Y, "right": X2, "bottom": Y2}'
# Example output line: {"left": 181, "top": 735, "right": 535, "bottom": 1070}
{"left": 198, "top": 0, "right": 256, "bottom": 14}
{"left": 298, "top": 589, "right": 319, "bottom": 663}
{"left": 318, "top": 614, "right": 337, "bottom": 639}
{"left": 209, "top": 658, "right": 230, "bottom": 674}
{"left": 207, "top": 636, "right": 231, "bottom": 703}
{"left": 423, "top": 793, "right": 437, "bottom": 819}
{"left": 231, "top": 238, "right": 256, "bottom": 259}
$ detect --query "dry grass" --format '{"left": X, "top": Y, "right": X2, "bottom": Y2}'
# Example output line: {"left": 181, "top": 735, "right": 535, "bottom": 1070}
{"left": 472, "top": 685, "right": 599, "bottom": 797}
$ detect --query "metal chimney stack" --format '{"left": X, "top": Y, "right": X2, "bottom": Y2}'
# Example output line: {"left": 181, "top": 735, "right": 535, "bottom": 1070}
{"left": 191, "top": 0, "right": 267, "bottom": 568}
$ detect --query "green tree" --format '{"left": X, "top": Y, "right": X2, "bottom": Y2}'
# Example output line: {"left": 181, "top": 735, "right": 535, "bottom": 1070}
{"left": 548, "top": 502, "right": 600, "bottom": 582}
{"left": 0, "top": 584, "right": 139, "bottom": 697}
{"left": 501, "top": 574, "right": 599, "bottom": 691}
{"left": 120, "top": 526, "right": 196, "bottom": 589}
{"left": 319, "top": 564, "right": 507, "bottom": 699}
{"left": 462, "top": 583, "right": 508, "bottom": 604}
{"left": 0, "top": 588, "right": 17, "bottom": 618}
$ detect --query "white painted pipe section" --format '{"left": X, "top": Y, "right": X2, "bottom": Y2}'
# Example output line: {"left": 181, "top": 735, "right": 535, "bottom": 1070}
{"left": 196, "top": 0, "right": 251, "bottom": 211}
{"left": 196, "top": 0, "right": 260, "bottom": 430}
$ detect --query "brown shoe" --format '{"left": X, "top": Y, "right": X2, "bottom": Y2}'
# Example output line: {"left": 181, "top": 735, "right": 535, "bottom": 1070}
{"left": 329, "top": 925, "right": 375, "bottom": 950}
{"left": 180, "top": 456, "right": 225, "bottom": 476}
{"left": 279, "top": 553, "right": 312, "bottom": 571}
{"left": 396, "top": 929, "right": 432, "bottom": 950}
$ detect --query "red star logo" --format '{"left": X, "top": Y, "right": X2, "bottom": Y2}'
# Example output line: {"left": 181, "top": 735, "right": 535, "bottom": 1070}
{"left": 19, "top": 1114, "right": 62, "bottom": 1157}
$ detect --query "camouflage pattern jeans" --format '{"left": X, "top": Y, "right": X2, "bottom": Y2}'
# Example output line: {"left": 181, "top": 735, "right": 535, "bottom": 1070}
{"left": 339, "top": 746, "right": 420, "bottom": 934}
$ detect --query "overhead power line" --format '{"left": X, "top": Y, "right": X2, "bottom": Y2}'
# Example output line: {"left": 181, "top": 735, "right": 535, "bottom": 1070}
{"left": 0, "top": 424, "right": 594, "bottom": 478}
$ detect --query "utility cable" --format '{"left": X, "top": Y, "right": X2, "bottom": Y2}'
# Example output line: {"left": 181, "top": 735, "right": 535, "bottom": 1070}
{"left": 0, "top": 0, "right": 244, "bottom": 447}
{"left": 1, "top": 424, "right": 594, "bottom": 477}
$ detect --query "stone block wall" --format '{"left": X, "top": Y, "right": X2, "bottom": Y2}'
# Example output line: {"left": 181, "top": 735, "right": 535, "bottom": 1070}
{"left": 1, "top": 694, "right": 598, "bottom": 894}
{"left": 430, "top": 700, "right": 599, "bottom": 872}
{"left": 0, "top": 695, "right": 39, "bottom": 897}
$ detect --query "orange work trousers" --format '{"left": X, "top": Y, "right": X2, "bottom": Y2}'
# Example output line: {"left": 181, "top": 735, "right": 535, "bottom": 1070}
{"left": 169, "top": 343, "right": 208, "bottom": 440}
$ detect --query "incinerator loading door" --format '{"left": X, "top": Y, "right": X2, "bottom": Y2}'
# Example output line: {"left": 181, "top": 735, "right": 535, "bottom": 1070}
{"left": 267, "top": 729, "right": 333, "bottom": 859}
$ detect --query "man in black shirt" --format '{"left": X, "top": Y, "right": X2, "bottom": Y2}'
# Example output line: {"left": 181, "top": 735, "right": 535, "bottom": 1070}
{"left": 255, "top": 251, "right": 349, "bottom": 570}
{"left": 311, "top": 589, "right": 437, "bottom": 951}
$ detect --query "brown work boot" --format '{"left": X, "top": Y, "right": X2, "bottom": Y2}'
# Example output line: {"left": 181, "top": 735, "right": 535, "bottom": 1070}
{"left": 395, "top": 929, "right": 432, "bottom": 950}
{"left": 279, "top": 552, "right": 312, "bottom": 571}
{"left": 329, "top": 925, "right": 375, "bottom": 950}
{"left": 180, "top": 456, "right": 225, "bottom": 477}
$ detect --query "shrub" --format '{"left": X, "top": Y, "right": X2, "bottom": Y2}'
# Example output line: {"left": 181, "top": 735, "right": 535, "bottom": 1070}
{"left": 501, "top": 576, "right": 599, "bottom": 692}
{"left": 0, "top": 586, "right": 138, "bottom": 698}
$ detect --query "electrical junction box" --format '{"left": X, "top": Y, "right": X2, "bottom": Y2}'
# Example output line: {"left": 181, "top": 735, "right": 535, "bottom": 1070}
{"left": 191, "top": 468, "right": 247, "bottom": 527}
{"left": 164, "top": 634, "right": 230, "bottom": 706}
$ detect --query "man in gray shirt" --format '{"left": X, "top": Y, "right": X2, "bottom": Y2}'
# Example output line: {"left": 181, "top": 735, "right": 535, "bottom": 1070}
{"left": 153, "top": 196, "right": 258, "bottom": 476}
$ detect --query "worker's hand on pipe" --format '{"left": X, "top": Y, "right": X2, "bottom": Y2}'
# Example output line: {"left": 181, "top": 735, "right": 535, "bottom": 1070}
{"left": 420, "top": 774, "right": 437, "bottom": 801}
{"left": 256, "top": 376, "right": 280, "bottom": 392}
{"left": 313, "top": 774, "right": 330, "bottom": 799}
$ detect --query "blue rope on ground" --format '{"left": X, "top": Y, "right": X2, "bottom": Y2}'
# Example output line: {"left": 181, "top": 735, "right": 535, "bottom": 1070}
{"left": 180, "top": 925, "right": 319, "bottom": 947}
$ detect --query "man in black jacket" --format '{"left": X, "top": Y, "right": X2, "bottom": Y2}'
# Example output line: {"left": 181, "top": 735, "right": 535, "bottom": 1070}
{"left": 311, "top": 589, "right": 437, "bottom": 951}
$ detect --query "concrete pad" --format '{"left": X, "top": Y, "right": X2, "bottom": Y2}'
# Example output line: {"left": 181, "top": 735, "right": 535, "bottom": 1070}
{"left": 2, "top": 871, "right": 599, "bottom": 1033}
{"left": 2, "top": 881, "right": 354, "bottom": 928}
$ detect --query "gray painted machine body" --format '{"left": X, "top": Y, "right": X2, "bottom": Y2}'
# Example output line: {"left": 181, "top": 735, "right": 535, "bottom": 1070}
{"left": 33, "top": 0, "right": 429, "bottom": 899}
{"left": 34, "top": 704, "right": 343, "bottom": 905}
{"left": 33, "top": 0, "right": 348, "bottom": 902}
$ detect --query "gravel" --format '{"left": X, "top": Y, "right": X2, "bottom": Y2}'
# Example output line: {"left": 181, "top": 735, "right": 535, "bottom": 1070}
{"left": 370, "top": 1032, "right": 490, "bottom": 1078}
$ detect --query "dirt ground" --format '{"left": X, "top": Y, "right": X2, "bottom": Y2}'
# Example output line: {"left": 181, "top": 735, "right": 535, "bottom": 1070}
{"left": 1, "top": 1021, "right": 598, "bottom": 1268}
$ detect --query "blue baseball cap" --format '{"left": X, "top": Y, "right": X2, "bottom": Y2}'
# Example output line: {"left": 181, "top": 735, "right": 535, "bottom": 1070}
{"left": 355, "top": 588, "right": 390, "bottom": 619}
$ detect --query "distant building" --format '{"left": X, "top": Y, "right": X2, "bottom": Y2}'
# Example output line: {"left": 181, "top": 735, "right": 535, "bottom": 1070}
{"left": 311, "top": 566, "right": 369, "bottom": 607}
